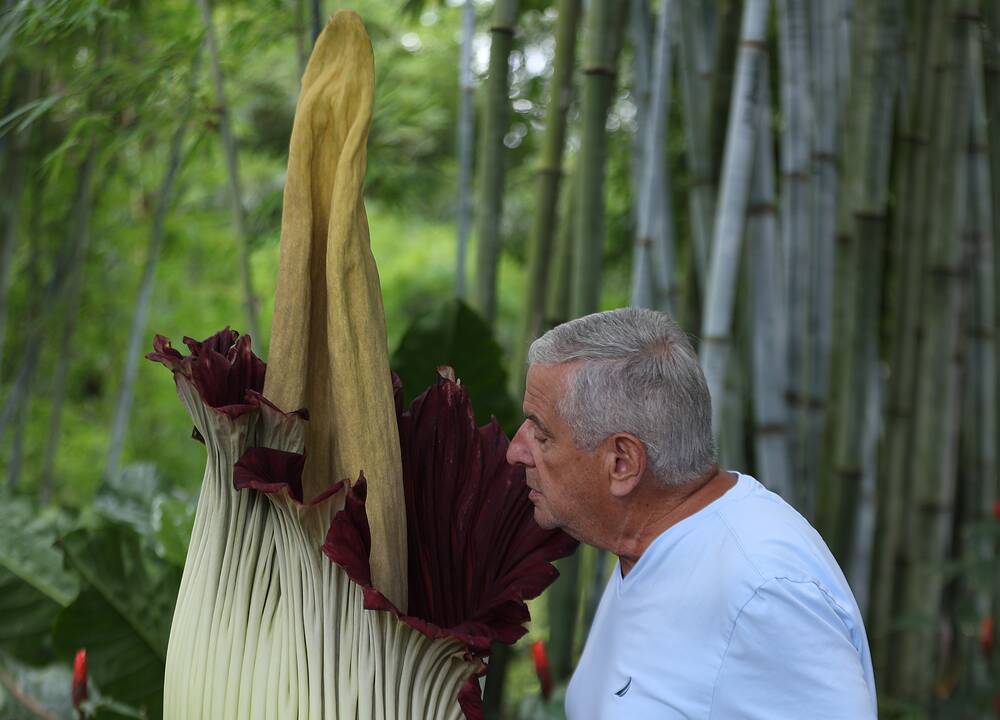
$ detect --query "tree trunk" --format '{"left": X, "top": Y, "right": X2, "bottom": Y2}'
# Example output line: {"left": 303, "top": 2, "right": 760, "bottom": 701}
{"left": 473, "top": 0, "right": 519, "bottom": 326}
{"left": 512, "top": 0, "right": 580, "bottom": 386}
{"left": 631, "top": 0, "right": 677, "bottom": 313}
{"left": 105, "top": 94, "right": 193, "bottom": 483}
{"left": 896, "top": 1, "right": 975, "bottom": 701}
{"left": 571, "top": 0, "right": 628, "bottom": 317}
{"left": 197, "top": 0, "right": 260, "bottom": 341}
{"left": 747, "top": 65, "right": 791, "bottom": 500}
{"left": 39, "top": 143, "right": 98, "bottom": 502}
{"left": 454, "top": 0, "right": 477, "bottom": 301}
{"left": 699, "top": 0, "right": 768, "bottom": 441}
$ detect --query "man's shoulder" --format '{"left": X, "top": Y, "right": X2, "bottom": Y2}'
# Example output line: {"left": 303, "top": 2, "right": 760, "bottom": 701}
{"left": 712, "top": 475, "right": 856, "bottom": 606}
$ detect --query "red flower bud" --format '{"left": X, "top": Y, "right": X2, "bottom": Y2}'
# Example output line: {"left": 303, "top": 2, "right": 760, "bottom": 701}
{"left": 532, "top": 639, "right": 553, "bottom": 701}
{"left": 72, "top": 648, "right": 88, "bottom": 708}
{"left": 981, "top": 616, "right": 995, "bottom": 656}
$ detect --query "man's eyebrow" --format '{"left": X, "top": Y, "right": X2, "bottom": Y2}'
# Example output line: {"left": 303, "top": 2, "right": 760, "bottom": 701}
{"left": 524, "top": 413, "right": 552, "bottom": 435}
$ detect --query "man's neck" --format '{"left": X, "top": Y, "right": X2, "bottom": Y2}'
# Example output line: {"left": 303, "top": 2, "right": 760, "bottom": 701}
{"left": 613, "top": 466, "right": 736, "bottom": 576}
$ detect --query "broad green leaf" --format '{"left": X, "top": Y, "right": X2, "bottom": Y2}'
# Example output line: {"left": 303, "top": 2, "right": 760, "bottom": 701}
{"left": 151, "top": 493, "right": 195, "bottom": 568}
{"left": 0, "top": 570, "right": 62, "bottom": 665}
{"left": 53, "top": 586, "right": 166, "bottom": 720}
{"left": 0, "top": 655, "right": 73, "bottom": 719}
{"left": 59, "top": 525, "right": 179, "bottom": 658}
{"left": 54, "top": 524, "right": 180, "bottom": 720}
{"left": 392, "top": 298, "right": 519, "bottom": 432}
{"left": 0, "top": 495, "right": 79, "bottom": 608}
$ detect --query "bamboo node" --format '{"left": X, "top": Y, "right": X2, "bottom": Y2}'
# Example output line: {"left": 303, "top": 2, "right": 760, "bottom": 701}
{"left": 739, "top": 39, "right": 768, "bottom": 51}
{"left": 781, "top": 170, "right": 810, "bottom": 181}
{"left": 755, "top": 423, "right": 786, "bottom": 436}
{"left": 581, "top": 65, "right": 617, "bottom": 78}
{"left": 489, "top": 24, "right": 515, "bottom": 35}
{"left": 834, "top": 466, "right": 863, "bottom": 481}
{"left": 897, "top": 132, "right": 929, "bottom": 146}
{"left": 747, "top": 202, "right": 776, "bottom": 216}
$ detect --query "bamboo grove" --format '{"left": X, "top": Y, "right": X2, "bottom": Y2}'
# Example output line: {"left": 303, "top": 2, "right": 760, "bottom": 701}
{"left": 0, "top": 0, "right": 998, "bottom": 717}
{"left": 466, "top": 0, "right": 1000, "bottom": 716}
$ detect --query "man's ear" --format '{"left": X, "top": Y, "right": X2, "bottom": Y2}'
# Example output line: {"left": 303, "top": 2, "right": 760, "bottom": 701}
{"left": 606, "top": 433, "right": 647, "bottom": 498}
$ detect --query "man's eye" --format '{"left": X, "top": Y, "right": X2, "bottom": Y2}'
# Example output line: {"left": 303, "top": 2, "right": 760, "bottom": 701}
{"left": 534, "top": 434, "right": 548, "bottom": 445}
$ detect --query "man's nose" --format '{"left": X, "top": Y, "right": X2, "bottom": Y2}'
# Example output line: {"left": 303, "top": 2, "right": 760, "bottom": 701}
{"left": 506, "top": 421, "right": 533, "bottom": 467}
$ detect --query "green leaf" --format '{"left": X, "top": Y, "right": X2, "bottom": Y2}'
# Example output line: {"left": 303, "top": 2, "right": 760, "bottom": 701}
{"left": 391, "top": 298, "right": 519, "bottom": 432}
{"left": 59, "top": 525, "right": 179, "bottom": 658}
{"left": 0, "top": 570, "right": 63, "bottom": 665}
{"left": 53, "top": 524, "right": 181, "bottom": 720}
{"left": 151, "top": 493, "right": 195, "bottom": 568}
{"left": 0, "top": 495, "right": 79, "bottom": 608}
{"left": 0, "top": 655, "right": 74, "bottom": 719}
{"left": 53, "top": 586, "right": 166, "bottom": 720}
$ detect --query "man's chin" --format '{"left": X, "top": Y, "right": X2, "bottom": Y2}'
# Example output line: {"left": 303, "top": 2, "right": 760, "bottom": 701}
{"left": 532, "top": 506, "right": 558, "bottom": 531}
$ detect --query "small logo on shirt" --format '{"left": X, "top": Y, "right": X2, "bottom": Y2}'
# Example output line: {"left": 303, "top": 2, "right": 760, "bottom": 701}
{"left": 614, "top": 677, "right": 632, "bottom": 697}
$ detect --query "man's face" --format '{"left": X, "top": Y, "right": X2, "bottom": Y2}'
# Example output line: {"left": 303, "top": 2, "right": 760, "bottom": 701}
{"left": 506, "top": 362, "right": 607, "bottom": 541}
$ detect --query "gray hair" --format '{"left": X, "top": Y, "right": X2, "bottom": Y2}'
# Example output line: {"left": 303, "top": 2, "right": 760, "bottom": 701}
{"left": 528, "top": 307, "right": 715, "bottom": 486}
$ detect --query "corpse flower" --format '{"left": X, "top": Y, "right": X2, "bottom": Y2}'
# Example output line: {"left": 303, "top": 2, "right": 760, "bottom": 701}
{"left": 148, "top": 10, "right": 576, "bottom": 719}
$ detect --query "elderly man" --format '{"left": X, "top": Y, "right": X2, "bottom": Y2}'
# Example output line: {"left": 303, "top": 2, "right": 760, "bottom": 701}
{"left": 506, "top": 308, "right": 876, "bottom": 719}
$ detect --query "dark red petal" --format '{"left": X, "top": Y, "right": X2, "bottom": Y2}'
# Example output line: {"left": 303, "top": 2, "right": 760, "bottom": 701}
{"left": 397, "top": 374, "right": 577, "bottom": 650}
{"left": 234, "top": 447, "right": 308, "bottom": 503}
{"left": 457, "top": 671, "right": 485, "bottom": 720}
{"left": 323, "top": 371, "right": 577, "bottom": 655}
{"left": 148, "top": 328, "right": 266, "bottom": 419}
{"left": 323, "top": 474, "right": 374, "bottom": 587}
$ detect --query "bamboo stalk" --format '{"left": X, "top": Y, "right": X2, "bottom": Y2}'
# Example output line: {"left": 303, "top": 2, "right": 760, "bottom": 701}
{"left": 39, "top": 142, "right": 98, "bottom": 502}
{"left": 803, "top": 0, "right": 842, "bottom": 520}
{"left": 473, "top": 0, "right": 519, "bottom": 326}
{"left": 197, "top": 0, "right": 260, "bottom": 341}
{"left": 983, "top": 0, "right": 1000, "bottom": 471}
{"left": 106, "top": 67, "right": 197, "bottom": 483}
{"left": 545, "top": 160, "right": 577, "bottom": 328}
{"left": 677, "top": 0, "right": 716, "bottom": 291}
{"left": 957, "top": 42, "right": 996, "bottom": 696}
{"left": 896, "top": 1, "right": 976, "bottom": 700}
{"left": 571, "top": 0, "right": 628, "bottom": 316}
{"left": 869, "top": 0, "right": 938, "bottom": 683}
{"left": 699, "top": 0, "right": 769, "bottom": 440}
{"left": 629, "top": 0, "right": 654, "bottom": 310}
{"left": 512, "top": 0, "right": 580, "bottom": 386}
{"left": 776, "top": 0, "right": 811, "bottom": 510}
{"left": 631, "top": 0, "right": 677, "bottom": 313}
{"left": 747, "top": 65, "right": 791, "bottom": 500}
{"left": 825, "top": 0, "right": 901, "bottom": 566}
{"left": 454, "top": 0, "right": 476, "bottom": 301}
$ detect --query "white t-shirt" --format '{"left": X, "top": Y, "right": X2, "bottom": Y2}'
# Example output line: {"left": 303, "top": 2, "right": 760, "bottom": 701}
{"left": 565, "top": 473, "right": 877, "bottom": 719}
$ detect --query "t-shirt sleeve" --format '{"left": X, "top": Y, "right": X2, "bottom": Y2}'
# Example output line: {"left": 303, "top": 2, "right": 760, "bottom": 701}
{"left": 708, "top": 577, "right": 876, "bottom": 720}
